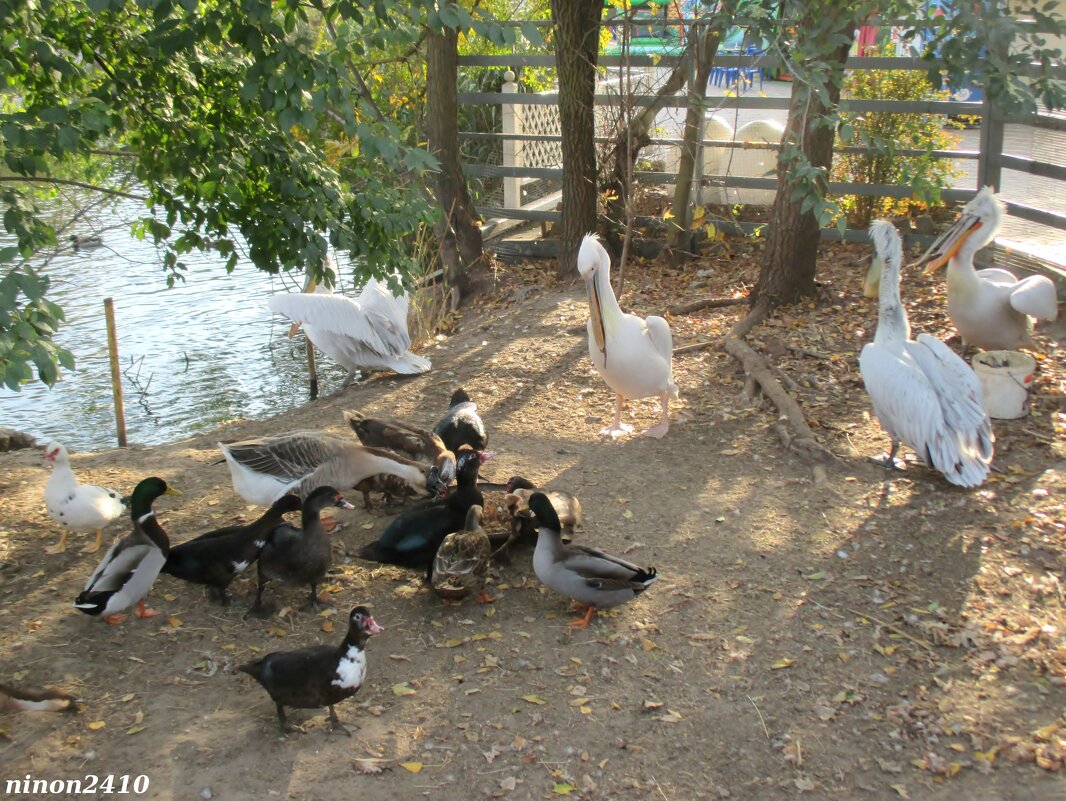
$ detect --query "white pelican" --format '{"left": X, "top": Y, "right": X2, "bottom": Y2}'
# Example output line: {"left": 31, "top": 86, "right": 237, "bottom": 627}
{"left": 860, "top": 220, "right": 994, "bottom": 487}
{"left": 43, "top": 442, "right": 126, "bottom": 554}
{"left": 269, "top": 268, "right": 430, "bottom": 386}
{"left": 913, "top": 187, "right": 1059, "bottom": 350}
{"left": 578, "top": 234, "right": 678, "bottom": 438}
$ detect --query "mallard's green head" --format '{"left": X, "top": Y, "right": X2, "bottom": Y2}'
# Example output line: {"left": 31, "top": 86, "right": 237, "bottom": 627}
{"left": 128, "top": 477, "right": 181, "bottom": 518}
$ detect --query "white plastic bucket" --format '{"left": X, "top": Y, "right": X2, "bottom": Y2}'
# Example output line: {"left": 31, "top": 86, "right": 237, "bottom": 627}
{"left": 971, "top": 350, "right": 1036, "bottom": 419}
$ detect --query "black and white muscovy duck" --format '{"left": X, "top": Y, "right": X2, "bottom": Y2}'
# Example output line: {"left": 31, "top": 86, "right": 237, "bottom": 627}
{"left": 238, "top": 605, "right": 382, "bottom": 735}
{"left": 357, "top": 447, "right": 492, "bottom": 578}
{"left": 161, "top": 494, "right": 302, "bottom": 604}
{"left": 432, "top": 388, "right": 488, "bottom": 453}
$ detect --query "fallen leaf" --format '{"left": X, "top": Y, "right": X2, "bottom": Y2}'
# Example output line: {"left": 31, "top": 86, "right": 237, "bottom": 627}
{"left": 622, "top": 509, "right": 633, "bottom": 520}
{"left": 794, "top": 777, "right": 815, "bottom": 791}
{"left": 641, "top": 638, "right": 657, "bottom": 652}
{"left": 353, "top": 759, "right": 384, "bottom": 775}
{"left": 392, "top": 683, "right": 416, "bottom": 697}
{"left": 168, "top": 616, "right": 184, "bottom": 628}
{"left": 361, "top": 522, "right": 374, "bottom": 530}
{"left": 399, "top": 762, "right": 423, "bottom": 773}
{"left": 499, "top": 776, "right": 517, "bottom": 791}
{"left": 890, "top": 784, "right": 910, "bottom": 799}
{"left": 271, "top": 627, "right": 287, "bottom": 638}
{"left": 388, "top": 654, "right": 411, "bottom": 662}
{"left": 521, "top": 694, "right": 546, "bottom": 705}
{"left": 163, "top": 594, "right": 176, "bottom": 602}
{"left": 87, "top": 721, "right": 106, "bottom": 731}
{"left": 553, "top": 782, "right": 575, "bottom": 795}
{"left": 126, "top": 725, "right": 145, "bottom": 735}
{"left": 321, "top": 620, "right": 334, "bottom": 633}
{"left": 771, "top": 658, "right": 795, "bottom": 670}
{"left": 120, "top": 693, "right": 135, "bottom": 703}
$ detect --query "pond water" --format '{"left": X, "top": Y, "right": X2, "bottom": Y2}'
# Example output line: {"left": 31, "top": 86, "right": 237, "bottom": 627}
{"left": 1, "top": 198, "right": 350, "bottom": 452}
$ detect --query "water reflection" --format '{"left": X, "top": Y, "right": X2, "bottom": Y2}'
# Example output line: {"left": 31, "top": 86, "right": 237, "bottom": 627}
{"left": 1, "top": 198, "right": 348, "bottom": 451}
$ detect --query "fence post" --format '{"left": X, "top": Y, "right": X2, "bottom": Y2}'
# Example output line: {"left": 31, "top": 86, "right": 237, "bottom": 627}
{"left": 502, "top": 70, "right": 522, "bottom": 210}
{"left": 976, "top": 87, "right": 1004, "bottom": 192}
{"left": 103, "top": 298, "right": 128, "bottom": 448}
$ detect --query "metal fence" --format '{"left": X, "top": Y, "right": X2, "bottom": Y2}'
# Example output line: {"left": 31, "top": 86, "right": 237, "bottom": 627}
{"left": 455, "top": 22, "right": 1066, "bottom": 266}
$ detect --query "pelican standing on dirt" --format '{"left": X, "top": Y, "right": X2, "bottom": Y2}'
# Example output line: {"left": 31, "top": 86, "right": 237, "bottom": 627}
{"left": 860, "top": 220, "right": 994, "bottom": 488}
{"left": 913, "top": 187, "right": 1058, "bottom": 350}
{"left": 269, "top": 265, "right": 430, "bottom": 386}
{"left": 578, "top": 234, "right": 678, "bottom": 438}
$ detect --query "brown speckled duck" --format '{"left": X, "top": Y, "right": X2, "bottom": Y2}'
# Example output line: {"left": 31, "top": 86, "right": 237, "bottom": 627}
{"left": 432, "top": 505, "right": 492, "bottom": 603}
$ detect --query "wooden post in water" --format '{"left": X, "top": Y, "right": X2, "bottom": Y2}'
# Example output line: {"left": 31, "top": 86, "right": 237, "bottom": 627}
{"left": 305, "top": 337, "right": 318, "bottom": 400}
{"left": 103, "top": 298, "right": 128, "bottom": 448}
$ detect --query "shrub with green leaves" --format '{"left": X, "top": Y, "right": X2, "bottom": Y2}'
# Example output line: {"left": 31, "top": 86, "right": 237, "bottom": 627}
{"left": 832, "top": 49, "right": 964, "bottom": 226}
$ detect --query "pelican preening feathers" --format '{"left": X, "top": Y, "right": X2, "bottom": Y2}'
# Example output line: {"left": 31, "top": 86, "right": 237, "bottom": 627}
{"left": 578, "top": 234, "right": 678, "bottom": 439}
{"left": 861, "top": 221, "right": 994, "bottom": 487}
{"left": 913, "top": 187, "right": 1059, "bottom": 350}
{"left": 268, "top": 271, "right": 430, "bottom": 385}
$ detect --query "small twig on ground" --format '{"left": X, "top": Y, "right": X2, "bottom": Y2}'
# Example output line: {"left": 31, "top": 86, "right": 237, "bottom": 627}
{"left": 786, "top": 344, "right": 831, "bottom": 361}
{"left": 846, "top": 607, "right": 935, "bottom": 652}
{"left": 673, "top": 340, "right": 717, "bottom": 356}
{"left": 747, "top": 694, "right": 770, "bottom": 740}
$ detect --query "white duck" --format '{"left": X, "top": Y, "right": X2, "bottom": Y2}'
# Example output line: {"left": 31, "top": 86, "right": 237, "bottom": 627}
{"left": 914, "top": 187, "right": 1058, "bottom": 350}
{"left": 577, "top": 234, "right": 678, "bottom": 438}
{"left": 269, "top": 267, "right": 430, "bottom": 387}
{"left": 860, "top": 221, "right": 994, "bottom": 487}
{"left": 42, "top": 442, "right": 125, "bottom": 555}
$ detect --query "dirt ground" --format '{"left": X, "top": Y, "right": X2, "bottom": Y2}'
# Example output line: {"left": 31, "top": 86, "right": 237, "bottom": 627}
{"left": 1, "top": 240, "right": 1063, "bottom": 801}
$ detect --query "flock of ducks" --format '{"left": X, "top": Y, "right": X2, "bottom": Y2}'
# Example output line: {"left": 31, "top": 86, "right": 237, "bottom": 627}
{"left": 22, "top": 187, "right": 1059, "bottom": 732}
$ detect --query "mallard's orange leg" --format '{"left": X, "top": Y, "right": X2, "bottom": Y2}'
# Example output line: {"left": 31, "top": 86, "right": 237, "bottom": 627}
{"left": 45, "top": 530, "right": 69, "bottom": 555}
{"left": 81, "top": 529, "right": 103, "bottom": 554}
{"left": 478, "top": 589, "right": 496, "bottom": 604}
{"left": 568, "top": 605, "right": 596, "bottom": 629}
{"left": 135, "top": 600, "right": 159, "bottom": 619}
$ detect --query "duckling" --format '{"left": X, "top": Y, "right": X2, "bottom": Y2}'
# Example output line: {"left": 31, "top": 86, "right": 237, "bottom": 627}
{"left": 433, "top": 388, "right": 488, "bottom": 453}
{"left": 161, "top": 494, "right": 302, "bottom": 604}
{"left": 74, "top": 477, "right": 181, "bottom": 624}
{"left": 249, "top": 486, "right": 354, "bottom": 617}
{"left": 432, "top": 505, "right": 493, "bottom": 603}
{"left": 503, "top": 476, "right": 582, "bottom": 546}
{"left": 357, "top": 447, "right": 492, "bottom": 579}
{"left": 529, "top": 492, "right": 657, "bottom": 629}
{"left": 238, "top": 606, "right": 382, "bottom": 735}
{"left": 42, "top": 442, "right": 126, "bottom": 554}
{"left": 343, "top": 410, "right": 457, "bottom": 485}
{"left": 352, "top": 473, "right": 418, "bottom": 511}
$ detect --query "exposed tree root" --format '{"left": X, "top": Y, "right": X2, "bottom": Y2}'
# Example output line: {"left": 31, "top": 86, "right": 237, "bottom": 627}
{"left": 668, "top": 296, "right": 747, "bottom": 316}
{"left": 723, "top": 302, "right": 836, "bottom": 487}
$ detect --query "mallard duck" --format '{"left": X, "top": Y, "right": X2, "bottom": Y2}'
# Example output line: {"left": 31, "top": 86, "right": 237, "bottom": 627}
{"left": 0, "top": 683, "right": 77, "bottom": 713}
{"left": 529, "top": 492, "right": 657, "bottom": 629}
{"left": 357, "top": 447, "right": 491, "bottom": 579}
{"left": 578, "top": 235, "right": 678, "bottom": 438}
{"left": 268, "top": 270, "right": 430, "bottom": 386}
{"left": 249, "top": 486, "right": 355, "bottom": 617}
{"left": 161, "top": 494, "right": 302, "bottom": 604}
{"left": 433, "top": 388, "right": 488, "bottom": 452}
{"left": 73, "top": 477, "right": 181, "bottom": 624}
{"left": 218, "top": 432, "right": 447, "bottom": 506}
{"left": 343, "top": 409, "right": 457, "bottom": 484}
{"left": 913, "top": 187, "right": 1059, "bottom": 350}
{"left": 238, "top": 606, "right": 382, "bottom": 735}
{"left": 503, "top": 476, "right": 581, "bottom": 545}
{"left": 69, "top": 234, "right": 103, "bottom": 251}
{"left": 42, "top": 442, "right": 126, "bottom": 555}
{"left": 861, "top": 220, "right": 994, "bottom": 487}
{"left": 432, "top": 505, "right": 492, "bottom": 602}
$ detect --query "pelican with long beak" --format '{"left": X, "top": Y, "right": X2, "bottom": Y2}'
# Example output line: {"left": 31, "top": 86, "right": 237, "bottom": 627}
{"left": 268, "top": 259, "right": 431, "bottom": 387}
{"left": 577, "top": 234, "right": 678, "bottom": 439}
{"left": 861, "top": 220, "right": 993, "bottom": 487}
{"left": 912, "top": 187, "right": 1058, "bottom": 350}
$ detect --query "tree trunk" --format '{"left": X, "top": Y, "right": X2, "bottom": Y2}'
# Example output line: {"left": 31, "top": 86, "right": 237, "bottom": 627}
{"left": 550, "top": 0, "right": 603, "bottom": 278}
{"left": 426, "top": 24, "right": 483, "bottom": 307}
{"left": 752, "top": 15, "right": 857, "bottom": 308}
{"left": 666, "top": 24, "right": 722, "bottom": 264}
